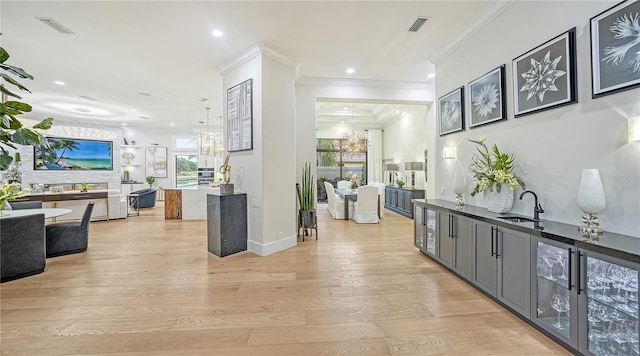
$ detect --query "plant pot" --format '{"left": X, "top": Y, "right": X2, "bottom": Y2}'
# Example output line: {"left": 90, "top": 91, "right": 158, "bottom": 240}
{"left": 299, "top": 209, "right": 317, "bottom": 228}
{"left": 484, "top": 187, "right": 514, "bottom": 213}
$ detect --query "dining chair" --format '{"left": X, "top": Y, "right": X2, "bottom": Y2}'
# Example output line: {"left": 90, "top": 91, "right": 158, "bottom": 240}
{"left": 352, "top": 185, "right": 380, "bottom": 223}
{"left": 7, "top": 201, "right": 43, "bottom": 210}
{"left": 46, "top": 202, "right": 94, "bottom": 258}
{"left": 1, "top": 213, "right": 46, "bottom": 283}
{"left": 337, "top": 180, "right": 351, "bottom": 189}
{"left": 324, "top": 181, "right": 352, "bottom": 219}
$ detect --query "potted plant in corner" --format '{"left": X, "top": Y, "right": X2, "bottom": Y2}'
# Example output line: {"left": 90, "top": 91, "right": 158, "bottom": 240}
{"left": 145, "top": 176, "right": 156, "bottom": 189}
{"left": 298, "top": 162, "right": 316, "bottom": 235}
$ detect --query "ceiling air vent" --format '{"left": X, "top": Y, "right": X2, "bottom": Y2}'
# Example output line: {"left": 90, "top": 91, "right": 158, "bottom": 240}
{"left": 407, "top": 17, "right": 429, "bottom": 32}
{"left": 36, "top": 17, "right": 75, "bottom": 34}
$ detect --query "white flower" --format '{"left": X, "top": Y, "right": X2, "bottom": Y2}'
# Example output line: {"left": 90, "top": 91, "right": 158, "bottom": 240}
{"left": 442, "top": 101, "right": 461, "bottom": 130}
{"left": 520, "top": 51, "right": 566, "bottom": 101}
{"left": 473, "top": 84, "right": 499, "bottom": 117}
{"left": 602, "top": 12, "right": 640, "bottom": 73}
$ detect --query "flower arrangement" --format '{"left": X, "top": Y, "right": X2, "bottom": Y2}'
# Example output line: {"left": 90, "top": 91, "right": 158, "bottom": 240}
{"left": 0, "top": 180, "right": 25, "bottom": 213}
{"left": 78, "top": 182, "right": 90, "bottom": 192}
{"left": 468, "top": 136, "right": 525, "bottom": 196}
{"left": 350, "top": 173, "right": 360, "bottom": 189}
{"left": 394, "top": 172, "right": 405, "bottom": 187}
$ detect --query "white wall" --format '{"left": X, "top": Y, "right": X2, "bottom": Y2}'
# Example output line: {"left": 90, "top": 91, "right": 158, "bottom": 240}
{"left": 296, "top": 78, "right": 435, "bottom": 194}
{"left": 382, "top": 105, "right": 431, "bottom": 190}
{"left": 433, "top": 1, "right": 640, "bottom": 237}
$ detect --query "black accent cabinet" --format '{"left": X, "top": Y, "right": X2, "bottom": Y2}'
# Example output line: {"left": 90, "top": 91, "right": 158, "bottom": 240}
{"left": 207, "top": 193, "right": 247, "bottom": 257}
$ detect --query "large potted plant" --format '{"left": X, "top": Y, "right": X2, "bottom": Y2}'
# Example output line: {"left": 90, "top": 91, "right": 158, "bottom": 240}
{"left": 0, "top": 47, "right": 53, "bottom": 171}
{"left": 298, "top": 162, "right": 316, "bottom": 230}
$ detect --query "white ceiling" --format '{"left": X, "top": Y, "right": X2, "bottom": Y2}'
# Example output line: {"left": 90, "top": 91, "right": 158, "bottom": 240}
{"left": 2, "top": 1, "right": 495, "bottom": 133}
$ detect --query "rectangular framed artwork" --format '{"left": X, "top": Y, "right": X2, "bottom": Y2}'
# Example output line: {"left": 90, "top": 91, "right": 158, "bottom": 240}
{"left": 590, "top": 0, "right": 640, "bottom": 98}
{"left": 226, "top": 78, "right": 253, "bottom": 152}
{"left": 468, "top": 65, "right": 507, "bottom": 128}
{"left": 512, "top": 28, "right": 577, "bottom": 117}
{"left": 438, "top": 86, "right": 465, "bottom": 136}
{"left": 145, "top": 146, "right": 167, "bottom": 178}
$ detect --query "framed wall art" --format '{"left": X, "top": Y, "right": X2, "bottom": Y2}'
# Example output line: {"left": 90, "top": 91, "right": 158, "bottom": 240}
{"left": 590, "top": 0, "right": 640, "bottom": 98}
{"left": 512, "top": 28, "right": 577, "bottom": 117}
{"left": 226, "top": 78, "right": 253, "bottom": 152}
{"left": 145, "top": 146, "right": 167, "bottom": 178}
{"left": 438, "top": 86, "right": 465, "bottom": 136}
{"left": 468, "top": 65, "right": 507, "bottom": 128}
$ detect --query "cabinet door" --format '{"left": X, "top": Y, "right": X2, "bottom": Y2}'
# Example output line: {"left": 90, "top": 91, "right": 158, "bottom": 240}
{"left": 578, "top": 249, "right": 639, "bottom": 356}
{"left": 438, "top": 212, "right": 454, "bottom": 268}
{"left": 425, "top": 209, "right": 437, "bottom": 257}
{"left": 385, "top": 187, "right": 392, "bottom": 206}
{"left": 453, "top": 214, "right": 473, "bottom": 280}
{"left": 414, "top": 205, "right": 425, "bottom": 251}
{"left": 403, "top": 191, "right": 413, "bottom": 213}
{"left": 472, "top": 220, "right": 498, "bottom": 295}
{"left": 530, "top": 237, "right": 578, "bottom": 348}
{"left": 396, "top": 190, "right": 405, "bottom": 211}
{"left": 497, "top": 227, "right": 531, "bottom": 318}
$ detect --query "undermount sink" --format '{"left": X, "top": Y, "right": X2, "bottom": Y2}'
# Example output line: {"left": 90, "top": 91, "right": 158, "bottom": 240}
{"left": 498, "top": 216, "right": 540, "bottom": 223}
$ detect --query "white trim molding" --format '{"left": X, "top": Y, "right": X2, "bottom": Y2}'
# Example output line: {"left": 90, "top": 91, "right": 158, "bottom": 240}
{"left": 216, "top": 42, "right": 297, "bottom": 75}
{"left": 297, "top": 76, "right": 434, "bottom": 91}
{"left": 247, "top": 234, "right": 297, "bottom": 256}
{"left": 429, "top": 1, "right": 515, "bottom": 65}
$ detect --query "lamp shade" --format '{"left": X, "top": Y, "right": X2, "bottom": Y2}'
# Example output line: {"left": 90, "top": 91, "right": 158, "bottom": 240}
{"left": 453, "top": 171, "right": 466, "bottom": 195}
{"left": 405, "top": 161, "right": 423, "bottom": 170}
{"left": 385, "top": 163, "right": 399, "bottom": 171}
{"left": 577, "top": 169, "right": 606, "bottom": 214}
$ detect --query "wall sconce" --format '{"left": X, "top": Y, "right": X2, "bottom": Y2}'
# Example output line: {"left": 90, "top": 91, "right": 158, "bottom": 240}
{"left": 404, "top": 162, "right": 424, "bottom": 189}
{"left": 384, "top": 163, "right": 398, "bottom": 186}
{"left": 443, "top": 146, "right": 457, "bottom": 159}
{"left": 629, "top": 116, "right": 640, "bottom": 142}
{"left": 577, "top": 168, "right": 606, "bottom": 240}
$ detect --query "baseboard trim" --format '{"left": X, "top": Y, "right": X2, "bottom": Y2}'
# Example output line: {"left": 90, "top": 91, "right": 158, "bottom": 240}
{"left": 247, "top": 235, "right": 297, "bottom": 256}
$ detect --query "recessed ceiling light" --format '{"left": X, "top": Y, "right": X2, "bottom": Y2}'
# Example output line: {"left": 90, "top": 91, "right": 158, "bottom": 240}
{"left": 138, "top": 92, "right": 151, "bottom": 97}
{"left": 121, "top": 123, "right": 127, "bottom": 126}
{"left": 428, "top": 73, "right": 436, "bottom": 78}
{"left": 341, "top": 121, "right": 345, "bottom": 124}
{"left": 346, "top": 68, "right": 355, "bottom": 74}
{"left": 54, "top": 81, "right": 65, "bottom": 85}
{"left": 169, "top": 123, "right": 175, "bottom": 127}
{"left": 343, "top": 107, "right": 349, "bottom": 111}
{"left": 212, "top": 30, "right": 223, "bottom": 37}
{"left": 130, "top": 108, "right": 137, "bottom": 112}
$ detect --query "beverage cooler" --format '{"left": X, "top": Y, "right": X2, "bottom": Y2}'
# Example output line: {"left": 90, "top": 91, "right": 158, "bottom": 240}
{"left": 413, "top": 205, "right": 437, "bottom": 258}
{"left": 532, "top": 237, "right": 639, "bottom": 355}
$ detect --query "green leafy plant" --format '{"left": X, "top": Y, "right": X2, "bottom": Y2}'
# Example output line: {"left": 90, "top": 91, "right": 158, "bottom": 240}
{"left": 0, "top": 47, "right": 54, "bottom": 170}
{"left": 78, "top": 182, "right": 90, "bottom": 192}
{"left": 0, "top": 180, "right": 25, "bottom": 213}
{"left": 468, "top": 136, "right": 525, "bottom": 196}
{"left": 145, "top": 176, "right": 156, "bottom": 189}
{"left": 298, "top": 162, "right": 315, "bottom": 211}
{"left": 394, "top": 172, "right": 405, "bottom": 187}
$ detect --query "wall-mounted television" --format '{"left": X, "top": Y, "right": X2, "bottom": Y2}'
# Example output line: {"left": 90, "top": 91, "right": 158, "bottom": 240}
{"left": 34, "top": 137, "right": 113, "bottom": 170}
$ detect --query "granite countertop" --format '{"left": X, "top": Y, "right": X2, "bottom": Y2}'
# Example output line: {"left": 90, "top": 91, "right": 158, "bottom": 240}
{"left": 414, "top": 199, "right": 640, "bottom": 263}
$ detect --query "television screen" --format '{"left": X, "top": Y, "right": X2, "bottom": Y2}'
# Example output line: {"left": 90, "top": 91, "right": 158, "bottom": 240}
{"left": 34, "top": 137, "right": 113, "bottom": 170}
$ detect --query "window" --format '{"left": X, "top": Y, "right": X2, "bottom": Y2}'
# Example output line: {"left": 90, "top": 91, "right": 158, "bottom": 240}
{"left": 316, "top": 138, "right": 367, "bottom": 201}
{"left": 175, "top": 155, "right": 198, "bottom": 188}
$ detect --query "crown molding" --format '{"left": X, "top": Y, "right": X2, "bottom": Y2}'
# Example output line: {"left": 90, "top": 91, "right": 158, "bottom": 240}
{"left": 216, "top": 43, "right": 297, "bottom": 75}
{"left": 429, "top": 1, "right": 515, "bottom": 65}
{"left": 296, "top": 76, "right": 434, "bottom": 91}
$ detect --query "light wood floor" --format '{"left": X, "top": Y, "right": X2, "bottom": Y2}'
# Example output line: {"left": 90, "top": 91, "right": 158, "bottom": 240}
{"left": 1, "top": 202, "right": 571, "bottom": 355}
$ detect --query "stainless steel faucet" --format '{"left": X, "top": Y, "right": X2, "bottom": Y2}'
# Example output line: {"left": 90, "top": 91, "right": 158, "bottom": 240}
{"left": 519, "top": 190, "right": 544, "bottom": 221}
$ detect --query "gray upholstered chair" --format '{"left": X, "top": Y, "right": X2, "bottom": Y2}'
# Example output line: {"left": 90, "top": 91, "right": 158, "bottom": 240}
{"left": 1, "top": 213, "right": 46, "bottom": 283}
{"left": 9, "top": 201, "right": 43, "bottom": 210}
{"left": 46, "top": 202, "right": 94, "bottom": 258}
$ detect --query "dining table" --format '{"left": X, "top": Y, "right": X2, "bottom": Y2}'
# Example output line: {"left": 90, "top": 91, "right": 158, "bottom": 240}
{"left": 334, "top": 188, "right": 380, "bottom": 221}
{"left": 0, "top": 208, "right": 72, "bottom": 221}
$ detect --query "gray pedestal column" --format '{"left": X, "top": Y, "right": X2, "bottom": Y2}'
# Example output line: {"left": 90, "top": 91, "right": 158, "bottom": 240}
{"left": 206, "top": 193, "right": 247, "bottom": 257}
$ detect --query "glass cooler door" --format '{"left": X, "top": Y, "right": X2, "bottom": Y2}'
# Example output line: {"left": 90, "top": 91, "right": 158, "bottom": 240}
{"left": 583, "top": 253, "right": 638, "bottom": 356}
{"left": 425, "top": 209, "right": 436, "bottom": 257}
{"left": 533, "top": 239, "right": 578, "bottom": 346}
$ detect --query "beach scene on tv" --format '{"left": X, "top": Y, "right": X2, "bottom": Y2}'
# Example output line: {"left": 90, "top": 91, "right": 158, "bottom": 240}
{"left": 34, "top": 138, "right": 113, "bottom": 170}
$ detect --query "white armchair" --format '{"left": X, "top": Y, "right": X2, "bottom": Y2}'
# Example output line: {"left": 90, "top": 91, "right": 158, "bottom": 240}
{"left": 324, "top": 181, "right": 352, "bottom": 220}
{"left": 337, "top": 180, "right": 351, "bottom": 189}
{"left": 352, "top": 185, "right": 380, "bottom": 224}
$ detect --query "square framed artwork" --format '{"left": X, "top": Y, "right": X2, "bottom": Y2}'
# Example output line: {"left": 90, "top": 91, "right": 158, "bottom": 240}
{"left": 438, "top": 86, "right": 465, "bottom": 136}
{"left": 590, "top": 0, "right": 640, "bottom": 98}
{"left": 468, "top": 65, "right": 507, "bottom": 128}
{"left": 226, "top": 78, "right": 253, "bottom": 152}
{"left": 512, "top": 28, "right": 577, "bottom": 117}
{"left": 145, "top": 146, "right": 167, "bottom": 178}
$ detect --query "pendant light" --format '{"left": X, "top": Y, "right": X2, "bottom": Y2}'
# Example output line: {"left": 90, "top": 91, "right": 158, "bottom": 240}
{"left": 199, "top": 107, "right": 214, "bottom": 155}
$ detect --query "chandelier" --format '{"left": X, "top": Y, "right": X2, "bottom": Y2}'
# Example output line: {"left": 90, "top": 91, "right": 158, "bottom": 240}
{"left": 199, "top": 107, "right": 214, "bottom": 155}
{"left": 342, "top": 105, "right": 367, "bottom": 153}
